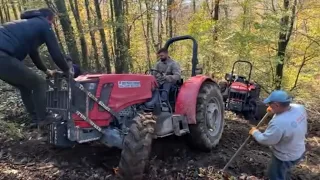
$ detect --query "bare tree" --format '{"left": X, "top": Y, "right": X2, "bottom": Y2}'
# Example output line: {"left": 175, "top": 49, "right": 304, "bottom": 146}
{"left": 94, "top": 0, "right": 111, "bottom": 73}
{"left": 275, "top": 0, "right": 297, "bottom": 89}
{"left": 69, "top": 0, "right": 89, "bottom": 69}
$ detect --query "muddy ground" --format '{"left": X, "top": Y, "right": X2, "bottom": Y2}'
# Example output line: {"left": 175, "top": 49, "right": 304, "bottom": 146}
{"left": 0, "top": 82, "right": 319, "bottom": 180}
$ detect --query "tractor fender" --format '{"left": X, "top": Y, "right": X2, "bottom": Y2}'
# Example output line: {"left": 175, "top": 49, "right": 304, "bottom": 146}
{"left": 175, "top": 75, "right": 216, "bottom": 124}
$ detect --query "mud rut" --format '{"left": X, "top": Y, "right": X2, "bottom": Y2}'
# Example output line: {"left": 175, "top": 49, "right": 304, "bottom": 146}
{"left": 0, "top": 113, "right": 317, "bottom": 180}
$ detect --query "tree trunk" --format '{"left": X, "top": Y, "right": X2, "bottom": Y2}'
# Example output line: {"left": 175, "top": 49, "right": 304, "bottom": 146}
{"left": 11, "top": 0, "right": 18, "bottom": 20}
{"left": 275, "top": 0, "right": 297, "bottom": 90}
{"left": 107, "top": 0, "right": 115, "bottom": 65}
{"left": 54, "top": 0, "right": 80, "bottom": 64}
{"left": 139, "top": 0, "right": 151, "bottom": 69}
{"left": 167, "top": 0, "right": 173, "bottom": 38}
{"left": 146, "top": 0, "right": 157, "bottom": 52}
{"left": 84, "top": 0, "right": 100, "bottom": 71}
{"left": 94, "top": 0, "right": 111, "bottom": 73}
{"left": 21, "top": 0, "right": 27, "bottom": 11}
{"left": 110, "top": 0, "right": 118, "bottom": 67}
{"left": 69, "top": 0, "right": 89, "bottom": 69}
{"left": 113, "top": 0, "right": 129, "bottom": 73}
{"left": 124, "top": 0, "right": 134, "bottom": 71}
{"left": 3, "top": 0, "right": 11, "bottom": 21}
{"left": 17, "top": 0, "right": 22, "bottom": 13}
{"left": 157, "top": 0, "right": 163, "bottom": 49}
{"left": 0, "top": 6, "right": 5, "bottom": 23}
{"left": 213, "top": 0, "right": 219, "bottom": 40}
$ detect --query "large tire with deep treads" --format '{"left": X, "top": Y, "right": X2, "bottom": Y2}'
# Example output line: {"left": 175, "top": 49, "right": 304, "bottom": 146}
{"left": 118, "top": 112, "right": 156, "bottom": 180}
{"left": 188, "top": 81, "right": 225, "bottom": 152}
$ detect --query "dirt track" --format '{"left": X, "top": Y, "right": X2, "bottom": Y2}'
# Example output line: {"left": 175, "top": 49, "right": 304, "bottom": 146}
{"left": 0, "top": 82, "right": 319, "bottom": 180}
{"left": 0, "top": 115, "right": 319, "bottom": 180}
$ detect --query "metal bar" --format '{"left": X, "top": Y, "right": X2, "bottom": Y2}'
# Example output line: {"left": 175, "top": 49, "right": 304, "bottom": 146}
{"left": 222, "top": 111, "right": 272, "bottom": 172}
{"left": 72, "top": 80, "right": 120, "bottom": 121}
{"left": 72, "top": 107, "right": 103, "bottom": 133}
{"left": 86, "top": 94, "right": 89, "bottom": 117}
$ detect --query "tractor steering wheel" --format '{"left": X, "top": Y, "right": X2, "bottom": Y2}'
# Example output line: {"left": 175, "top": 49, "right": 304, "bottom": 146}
{"left": 145, "top": 68, "right": 164, "bottom": 77}
{"left": 145, "top": 68, "right": 166, "bottom": 84}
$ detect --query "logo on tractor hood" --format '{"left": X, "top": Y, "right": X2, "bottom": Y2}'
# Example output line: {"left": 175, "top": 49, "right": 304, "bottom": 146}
{"left": 118, "top": 81, "right": 141, "bottom": 88}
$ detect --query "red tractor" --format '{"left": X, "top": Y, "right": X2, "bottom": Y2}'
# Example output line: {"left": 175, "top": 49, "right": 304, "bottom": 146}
{"left": 45, "top": 36, "right": 225, "bottom": 180}
{"left": 219, "top": 60, "right": 266, "bottom": 123}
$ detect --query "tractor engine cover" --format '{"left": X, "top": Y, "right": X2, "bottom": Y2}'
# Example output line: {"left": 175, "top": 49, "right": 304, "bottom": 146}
{"left": 72, "top": 74, "right": 158, "bottom": 128}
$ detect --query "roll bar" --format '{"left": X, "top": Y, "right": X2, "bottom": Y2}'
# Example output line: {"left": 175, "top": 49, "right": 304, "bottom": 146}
{"left": 163, "top": 35, "right": 199, "bottom": 76}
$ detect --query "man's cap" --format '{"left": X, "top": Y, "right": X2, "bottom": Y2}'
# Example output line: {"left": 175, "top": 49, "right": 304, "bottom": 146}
{"left": 263, "top": 90, "right": 292, "bottom": 104}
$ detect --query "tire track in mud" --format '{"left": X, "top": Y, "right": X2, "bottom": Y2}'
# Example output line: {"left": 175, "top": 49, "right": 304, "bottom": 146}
{"left": 0, "top": 119, "right": 269, "bottom": 180}
{"left": 0, "top": 117, "right": 318, "bottom": 180}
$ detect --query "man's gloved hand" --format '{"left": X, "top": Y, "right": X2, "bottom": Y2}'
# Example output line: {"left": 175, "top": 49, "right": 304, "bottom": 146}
{"left": 267, "top": 106, "right": 273, "bottom": 113}
{"left": 45, "top": 69, "right": 57, "bottom": 77}
{"left": 249, "top": 127, "right": 259, "bottom": 135}
{"left": 156, "top": 76, "right": 166, "bottom": 85}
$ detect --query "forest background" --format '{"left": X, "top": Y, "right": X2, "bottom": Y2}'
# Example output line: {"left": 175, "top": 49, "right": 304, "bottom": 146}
{"left": 0, "top": 0, "right": 319, "bottom": 106}
{"left": 0, "top": 0, "right": 319, "bottom": 179}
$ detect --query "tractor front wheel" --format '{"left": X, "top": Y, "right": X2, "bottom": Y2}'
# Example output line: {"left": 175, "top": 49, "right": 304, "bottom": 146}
{"left": 244, "top": 99, "right": 268, "bottom": 125}
{"left": 118, "top": 112, "right": 156, "bottom": 180}
{"left": 188, "top": 81, "right": 225, "bottom": 151}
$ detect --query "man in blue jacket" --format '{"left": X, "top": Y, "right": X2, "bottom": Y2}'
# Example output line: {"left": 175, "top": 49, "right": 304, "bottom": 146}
{"left": 0, "top": 8, "right": 70, "bottom": 128}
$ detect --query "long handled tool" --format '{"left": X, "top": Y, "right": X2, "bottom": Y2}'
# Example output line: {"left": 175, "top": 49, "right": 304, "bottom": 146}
{"left": 222, "top": 108, "right": 273, "bottom": 173}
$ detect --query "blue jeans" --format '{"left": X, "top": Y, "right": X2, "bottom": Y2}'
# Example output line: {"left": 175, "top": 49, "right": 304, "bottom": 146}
{"left": 160, "top": 82, "right": 173, "bottom": 102}
{"left": 267, "top": 154, "right": 304, "bottom": 180}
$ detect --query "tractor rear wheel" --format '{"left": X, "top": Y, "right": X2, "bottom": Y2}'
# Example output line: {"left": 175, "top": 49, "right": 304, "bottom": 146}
{"left": 118, "top": 112, "right": 156, "bottom": 180}
{"left": 188, "top": 81, "right": 225, "bottom": 151}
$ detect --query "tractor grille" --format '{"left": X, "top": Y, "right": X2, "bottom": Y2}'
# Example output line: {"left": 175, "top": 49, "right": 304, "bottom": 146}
{"left": 229, "top": 91, "right": 246, "bottom": 102}
{"left": 72, "top": 80, "right": 99, "bottom": 113}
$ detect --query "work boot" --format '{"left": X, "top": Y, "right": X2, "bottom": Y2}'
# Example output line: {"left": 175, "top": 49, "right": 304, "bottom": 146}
{"left": 27, "top": 112, "right": 52, "bottom": 129}
{"left": 27, "top": 113, "right": 39, "bottom": 129}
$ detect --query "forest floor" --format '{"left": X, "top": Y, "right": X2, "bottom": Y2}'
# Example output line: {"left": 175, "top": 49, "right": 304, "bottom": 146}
{"left": 0, "top": 82, "right": 319, "bottom": 180}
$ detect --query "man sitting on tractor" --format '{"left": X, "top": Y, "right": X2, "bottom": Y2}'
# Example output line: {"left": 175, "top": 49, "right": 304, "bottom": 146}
{"left": 0, "top": 8, "right": 70, "bottom": 128}
{"left": 153, "top": 48, "right": 181, "bottom": 103}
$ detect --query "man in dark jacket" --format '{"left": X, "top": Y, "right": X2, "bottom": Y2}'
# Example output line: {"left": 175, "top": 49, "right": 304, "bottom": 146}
{"left": 0, "top": 8, "right": 70, "bottom": 128}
